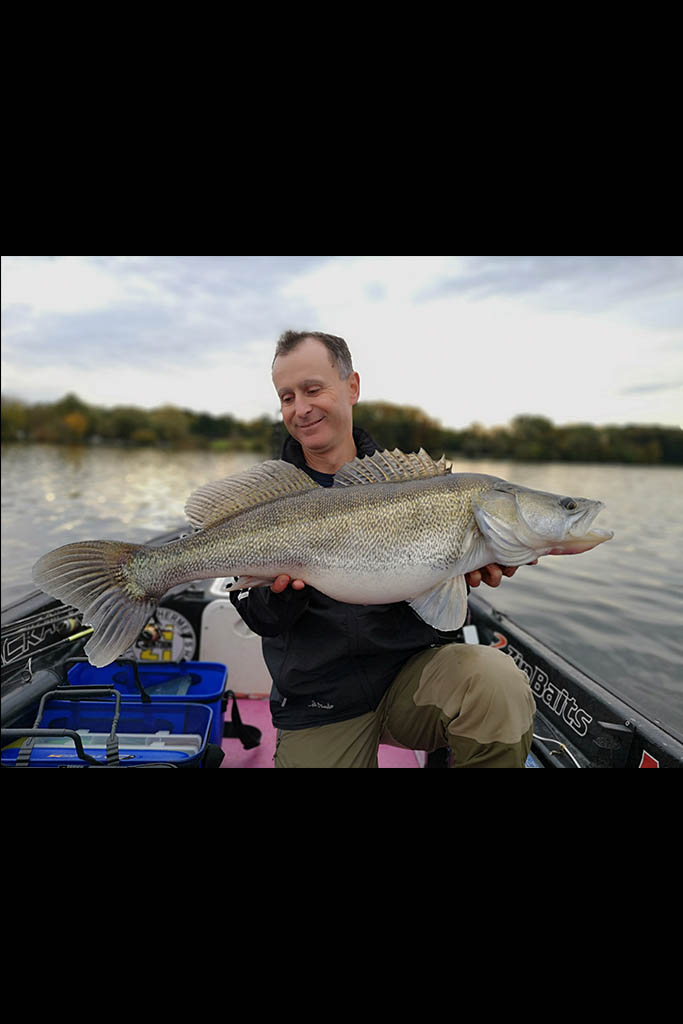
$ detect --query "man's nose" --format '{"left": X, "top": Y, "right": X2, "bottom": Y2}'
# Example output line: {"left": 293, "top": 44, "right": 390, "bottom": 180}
{"left": 294, "top": 394, "right": 313, "bottom": 418}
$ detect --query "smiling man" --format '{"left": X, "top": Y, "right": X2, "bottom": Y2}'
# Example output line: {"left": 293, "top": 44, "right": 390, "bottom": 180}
{"left": 273, "top": 332, "right": 360, "bottom": 475}
{"left": 229, "top": 330, "right": 536, "bottom": 768}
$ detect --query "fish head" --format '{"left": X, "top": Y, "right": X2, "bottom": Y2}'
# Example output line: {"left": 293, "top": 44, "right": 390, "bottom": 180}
{"left": 472, "top": 481, "right": 614, "bottom": 563}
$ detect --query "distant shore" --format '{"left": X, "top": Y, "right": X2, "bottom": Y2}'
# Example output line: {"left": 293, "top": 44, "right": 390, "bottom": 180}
{"left": 2, "top": 394, "right": 681, "bottom": 465}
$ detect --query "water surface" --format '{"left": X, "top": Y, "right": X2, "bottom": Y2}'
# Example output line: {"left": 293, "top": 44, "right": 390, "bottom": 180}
{"left": 2, "top": 445, "right": 681, "bottom": 739}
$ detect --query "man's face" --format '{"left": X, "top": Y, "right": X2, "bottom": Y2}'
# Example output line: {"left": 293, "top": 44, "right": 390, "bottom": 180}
{"left": 272, "top": 337, "right": 360, "bottom": 453}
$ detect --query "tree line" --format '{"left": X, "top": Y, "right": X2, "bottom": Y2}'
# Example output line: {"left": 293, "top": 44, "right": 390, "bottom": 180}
{"left": 353, "top": 404, "right": 681, "bottom": 465}
{"left": 1, "top": 393, "right": 681, "bottom": 464}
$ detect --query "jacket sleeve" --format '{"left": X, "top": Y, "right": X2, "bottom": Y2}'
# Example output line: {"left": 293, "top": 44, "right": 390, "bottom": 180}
{"left": 228, "top": 583, "right": 311, "bottom": 637}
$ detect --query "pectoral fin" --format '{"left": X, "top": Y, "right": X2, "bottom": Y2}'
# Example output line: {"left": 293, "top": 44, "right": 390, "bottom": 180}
{"left": 409, "top": 575, "right": 468, "bottom": 632}
{"left": 225, "top": 576, "right": 277, "bottom": 591}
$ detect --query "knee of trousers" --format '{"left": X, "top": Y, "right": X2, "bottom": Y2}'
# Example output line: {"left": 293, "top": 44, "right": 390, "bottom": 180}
{"left": 413, "top": 644, "right": 536, "bottom": 747}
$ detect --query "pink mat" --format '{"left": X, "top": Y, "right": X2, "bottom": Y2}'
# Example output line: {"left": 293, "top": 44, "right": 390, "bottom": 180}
{"left": 220, "top": 697, "right": 423, "bottom": 768}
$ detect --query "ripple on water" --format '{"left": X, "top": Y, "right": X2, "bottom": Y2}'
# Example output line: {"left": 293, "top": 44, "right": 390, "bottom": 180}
{"left": 3, "top": 447, "right": 682, "bottom": 739}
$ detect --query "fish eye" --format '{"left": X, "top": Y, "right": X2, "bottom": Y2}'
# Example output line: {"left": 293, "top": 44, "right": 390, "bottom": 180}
{"left": 560, "top": 497, "right": 578, "bottom": 511}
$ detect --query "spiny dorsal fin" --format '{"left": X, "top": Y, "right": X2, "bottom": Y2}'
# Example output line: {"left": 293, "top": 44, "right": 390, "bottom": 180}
{"left": 184, "top": 460, "right": 319, "bottom": 530}
{"left": 333, "top": 448, "right": 451, "bottom": 488}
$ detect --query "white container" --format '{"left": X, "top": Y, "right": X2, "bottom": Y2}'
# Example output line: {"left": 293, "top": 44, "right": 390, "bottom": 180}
{"left": 199, "top": 581, "right": 273, "bottom": 696}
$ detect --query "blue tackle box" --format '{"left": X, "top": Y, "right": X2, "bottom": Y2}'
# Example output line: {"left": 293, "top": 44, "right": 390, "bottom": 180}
{"left": 1, "top": 693, "right": 213, "bottom": 768}
{"left": 67, "top": 660, "right": 228, "bottom": 745}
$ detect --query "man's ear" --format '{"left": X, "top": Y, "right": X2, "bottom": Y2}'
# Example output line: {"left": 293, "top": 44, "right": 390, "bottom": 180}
{"left": 348, "top": 371, "right": 360, "bottom": 406}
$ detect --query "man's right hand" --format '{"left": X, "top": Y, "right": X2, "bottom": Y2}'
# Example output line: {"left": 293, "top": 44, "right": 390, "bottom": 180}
{"left": 271, "top": 575, "right": 306, "bottom": 593}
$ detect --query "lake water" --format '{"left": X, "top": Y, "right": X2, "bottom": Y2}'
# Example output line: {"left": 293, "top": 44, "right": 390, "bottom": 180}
{"left": 2, "top": 444, "right": 682, "bottom": 740}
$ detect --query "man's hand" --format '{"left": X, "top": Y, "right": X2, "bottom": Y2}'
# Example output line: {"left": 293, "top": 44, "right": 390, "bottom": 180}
{"left": 271, "top": 574, "right": 306, "bottom": 593}
{"left": 465, "top": 561, "right": 538, "bottom": 588}
{"left": 271, "top": 564, "right": 537, "bottom": 594}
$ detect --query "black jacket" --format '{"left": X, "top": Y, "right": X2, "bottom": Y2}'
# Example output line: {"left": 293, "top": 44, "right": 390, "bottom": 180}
{"left": 229, "top": 427, "right": 450, "bottom": 730}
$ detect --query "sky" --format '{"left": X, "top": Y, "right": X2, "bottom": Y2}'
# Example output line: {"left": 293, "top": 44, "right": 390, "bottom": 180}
{"left": 1, "top": 255, "right": 681, "bottom": 430}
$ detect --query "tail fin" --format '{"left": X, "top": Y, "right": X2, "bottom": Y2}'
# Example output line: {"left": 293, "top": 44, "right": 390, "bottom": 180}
{"left": 32, "top": 540, "right": 156, "bottom": 667}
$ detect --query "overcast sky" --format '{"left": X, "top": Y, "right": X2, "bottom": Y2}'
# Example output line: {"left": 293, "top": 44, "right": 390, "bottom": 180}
{"left": 2, "top": 255, "right": 681, "bottom": 430}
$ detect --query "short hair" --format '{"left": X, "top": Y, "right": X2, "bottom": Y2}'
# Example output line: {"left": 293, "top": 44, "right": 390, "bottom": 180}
{"left": 273, "top": 330, "right": 353, "bottom": 379}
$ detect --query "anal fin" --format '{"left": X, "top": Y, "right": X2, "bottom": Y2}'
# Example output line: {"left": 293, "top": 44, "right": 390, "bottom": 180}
{"left": 409, "top": 575, "right": 468, "bottom": 632}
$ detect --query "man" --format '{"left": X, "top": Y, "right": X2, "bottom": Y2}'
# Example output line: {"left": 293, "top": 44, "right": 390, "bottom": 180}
{"left": 229, "top": 331, "right": 536, "bottom": 768}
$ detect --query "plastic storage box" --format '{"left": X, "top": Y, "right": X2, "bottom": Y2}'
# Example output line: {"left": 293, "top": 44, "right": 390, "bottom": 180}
{"left": 67, "top": 660, "right": 228, "bottom": 744}
{"left": 1, "top": 698, "right": 212, "bottom": 767}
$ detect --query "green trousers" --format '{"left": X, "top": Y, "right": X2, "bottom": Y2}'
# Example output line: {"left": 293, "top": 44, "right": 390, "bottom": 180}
{"left": 274, "top": 643, "right": 536, "bottom": 768}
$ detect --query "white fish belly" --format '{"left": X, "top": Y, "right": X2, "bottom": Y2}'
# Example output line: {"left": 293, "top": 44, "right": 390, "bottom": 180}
{"left": 303, "top": 565, "right": 449, "bottom": 605}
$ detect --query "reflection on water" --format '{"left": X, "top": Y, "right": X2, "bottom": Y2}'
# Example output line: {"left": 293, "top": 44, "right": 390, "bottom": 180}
{"left": 445, "top": 457, "right": 683, "bottom": 738}
{"left": 3, "top": 445, "right": 682, "bottom": 738}
{"left": 1, "top": 445, "right": 262, "bottom": 606}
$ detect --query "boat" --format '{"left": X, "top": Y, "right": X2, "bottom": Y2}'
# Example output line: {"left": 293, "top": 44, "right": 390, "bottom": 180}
{"left": 2, "top": 525, "right": 682, "bottom": 768}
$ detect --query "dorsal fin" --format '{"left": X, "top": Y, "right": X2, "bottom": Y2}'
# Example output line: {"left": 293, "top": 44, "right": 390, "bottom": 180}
{"left": 184, "top": 460, "right": 319, "bottom": 529}
{"left": 333, "top": 448, "right": 451, "bottom": 488}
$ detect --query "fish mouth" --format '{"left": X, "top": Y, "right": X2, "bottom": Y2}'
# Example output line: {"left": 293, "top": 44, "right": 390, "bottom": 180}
{"left": 549, "top": 529, "right": 614, "bottom": 555}
{"left": 553, "top": 502, "right": 614, "bottom": 554}
{"left": 568, "top": 501, "right": 605, "bottom": 537}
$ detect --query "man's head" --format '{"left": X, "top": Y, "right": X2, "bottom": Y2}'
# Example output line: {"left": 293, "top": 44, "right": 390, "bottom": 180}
{"left": 272, "top": 331, "right": 360, "bottom": 457}
{"left": 273, "top": 331, "right": 354, "bottom": 379}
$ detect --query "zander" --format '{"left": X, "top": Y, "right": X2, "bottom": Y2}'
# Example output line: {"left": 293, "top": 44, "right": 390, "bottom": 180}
{"left": 32, "top": 449, "right": 613, "bottom": 666}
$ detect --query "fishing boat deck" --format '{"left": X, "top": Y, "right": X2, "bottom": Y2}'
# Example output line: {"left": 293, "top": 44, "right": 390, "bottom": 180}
{"left": 4, "top": 574, "right": 683, "bottom": 768}
{"left": 221, "top": 696, "right": 425, "bottom": 768}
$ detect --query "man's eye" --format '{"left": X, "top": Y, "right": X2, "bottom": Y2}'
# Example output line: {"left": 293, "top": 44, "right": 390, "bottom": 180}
{"left": 307, "top": 388, "right": 320, "bottom": 395}
{"left": 281, "top": 395, "right": 293, "bottom": 404}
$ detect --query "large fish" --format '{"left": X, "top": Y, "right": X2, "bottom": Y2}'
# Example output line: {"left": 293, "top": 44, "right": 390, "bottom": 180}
{"left": 32, "top": 449, "right": 613, "bottom": 667}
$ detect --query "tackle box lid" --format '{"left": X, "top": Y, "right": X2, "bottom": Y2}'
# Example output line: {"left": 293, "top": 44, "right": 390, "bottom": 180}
{"left": 68, "top": 660, "right": 227, "bottom": 699}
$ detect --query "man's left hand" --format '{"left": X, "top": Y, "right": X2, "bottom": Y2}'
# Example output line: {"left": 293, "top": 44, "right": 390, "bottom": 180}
{"left": 465, "top": 561, "right": 538, "bottom": 588}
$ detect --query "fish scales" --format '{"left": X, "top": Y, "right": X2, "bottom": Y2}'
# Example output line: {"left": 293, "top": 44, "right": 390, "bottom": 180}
{"left": 134, "top": 473, "right": 497, "bottom": 593}
{"left": 32, "top": 449, "right": 612, "bottom": 667}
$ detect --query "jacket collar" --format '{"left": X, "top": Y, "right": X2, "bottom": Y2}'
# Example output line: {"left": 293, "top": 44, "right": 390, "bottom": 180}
{"left": 280, "top": 425, "right": 379, "bottom": 469}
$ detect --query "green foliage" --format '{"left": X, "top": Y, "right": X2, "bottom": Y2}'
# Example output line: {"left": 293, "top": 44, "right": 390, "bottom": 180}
{"left": 0, "top": 397, "right": 30, "bottom": 441}
{"left": 354, "top": 402, "right": 443, "bottom": 454}
{"left": 1, "top": 394, "right": 681, "bottom": 464}
{"left": 442, "top": 416, "right": 682, "bottom": 464}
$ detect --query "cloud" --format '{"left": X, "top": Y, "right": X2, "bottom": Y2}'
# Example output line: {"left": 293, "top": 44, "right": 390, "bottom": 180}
{"left": 1, "top": 255, "right": 331, "bottom": 370}
{"left": 416, "top": 255, "right": 683, "bottom": 325}
{"left": 621, "top": 379, "right": 683, "bottom": 395}
{"left": 2, "top": 256, "right": 682, "bottom": 428}
{"left": 279, "top": 257, "right": 683, "bottom": 429}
